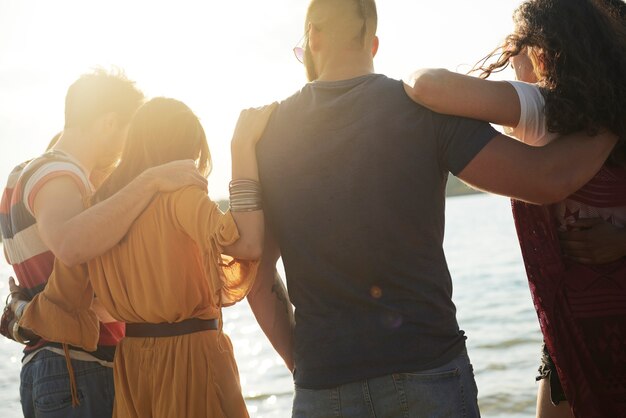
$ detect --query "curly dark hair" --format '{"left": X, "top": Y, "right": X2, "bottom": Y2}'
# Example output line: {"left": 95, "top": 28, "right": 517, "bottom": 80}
{"left": 476, "top": 0, "right": 626, "bottom": 165}
{"left": 602, "top": 0, "right": 626, "bottom": 19}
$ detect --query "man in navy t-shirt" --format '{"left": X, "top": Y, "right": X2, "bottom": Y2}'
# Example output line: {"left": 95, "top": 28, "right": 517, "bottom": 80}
{"left": 251, "top": 1, "right": 617, "bottom": 416}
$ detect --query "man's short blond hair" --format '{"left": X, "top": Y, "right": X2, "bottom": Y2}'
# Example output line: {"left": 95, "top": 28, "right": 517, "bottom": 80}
{"left": 64, "top": 68, "right": 144, "bottom": 129}
{"left": 306, "top": 0, "right": 377, "bottom": 47}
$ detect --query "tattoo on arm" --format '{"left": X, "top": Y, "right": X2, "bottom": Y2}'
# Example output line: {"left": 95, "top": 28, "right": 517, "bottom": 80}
{"left": 270, "top": 272, "right": 290, "bottom": 315}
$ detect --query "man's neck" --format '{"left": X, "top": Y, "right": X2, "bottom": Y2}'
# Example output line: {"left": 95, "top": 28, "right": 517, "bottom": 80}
{"left": 316, "top": 67, "right": 374, "bottom": 82}
{"left": 51, "top": 129, "right": 97, "bottom": 175}
{"left": 315, "top": 52, "right": 375, "bottom": 82}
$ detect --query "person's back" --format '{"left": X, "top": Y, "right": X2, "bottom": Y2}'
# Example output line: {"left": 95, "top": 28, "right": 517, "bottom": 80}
{"left": 88, "top": 187, "right": 253, "bottom": 417}
{"left": 259, "top": 73, "right": 496, "bottom": 390}
{"left": 88, "top": 187, "right": 251, "bottom": 323}
{"left": 253, "top": 1, "right": 619, "bottom": 417}
{"left": 19, "top": 96, "right": 273, "bottom": 418}
{"left": 0, "top": 69, "right": 216, "bottom": 418}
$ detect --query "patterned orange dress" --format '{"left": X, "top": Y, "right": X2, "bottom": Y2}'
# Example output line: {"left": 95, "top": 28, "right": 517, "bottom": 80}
{"left": 20, "top": 186, "right": 259, "bottom": 417}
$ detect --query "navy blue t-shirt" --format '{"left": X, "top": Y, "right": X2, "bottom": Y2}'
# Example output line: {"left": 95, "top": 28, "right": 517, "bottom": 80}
{"left": 257, "top": 74, "right": 498, "bottom": 389}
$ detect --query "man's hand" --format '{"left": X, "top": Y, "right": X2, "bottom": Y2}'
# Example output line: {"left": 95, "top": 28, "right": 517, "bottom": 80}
{"left": 559, "top": 218, "right": 626, "bottom": 264}
{"left": 140, "top": 160, "right": 208, "bottom": 193}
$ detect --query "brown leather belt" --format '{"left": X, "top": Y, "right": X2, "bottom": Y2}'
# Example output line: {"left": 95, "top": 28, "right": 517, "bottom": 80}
{"left": 125, "top": 318, "right": 219, "bottom": 338}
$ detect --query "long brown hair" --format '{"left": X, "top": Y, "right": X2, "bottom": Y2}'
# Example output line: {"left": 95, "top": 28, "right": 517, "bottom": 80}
{"left": 94, "top": 97, "right": 211, "bottom": 203}
{"left": 475, "top": 0, "right": 626, "bottom": 164}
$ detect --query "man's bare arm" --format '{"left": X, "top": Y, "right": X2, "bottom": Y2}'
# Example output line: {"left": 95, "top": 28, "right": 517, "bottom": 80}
{"left": 35, "top": 160, "right": 207, "bottom": 266}
{"left": 458, "top": 132, "right": 618, "bottom": 204}
{"left": 247, "top": 226, "right": 295, "bottom": 371}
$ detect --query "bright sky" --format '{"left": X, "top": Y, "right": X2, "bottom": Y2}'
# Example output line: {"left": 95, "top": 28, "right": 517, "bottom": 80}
{"left": 0, "top": 0, "right": 523, "bottom": 199}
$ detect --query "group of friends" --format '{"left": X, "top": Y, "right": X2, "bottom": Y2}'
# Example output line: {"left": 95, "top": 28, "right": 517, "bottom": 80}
{"left": 1, "top": 0, "right": 626, "bottom": 417}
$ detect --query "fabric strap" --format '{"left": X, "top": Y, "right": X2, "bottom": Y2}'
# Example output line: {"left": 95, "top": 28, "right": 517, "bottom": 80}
{"left": 125, "top": 318, "right": 218, "bottom": 338}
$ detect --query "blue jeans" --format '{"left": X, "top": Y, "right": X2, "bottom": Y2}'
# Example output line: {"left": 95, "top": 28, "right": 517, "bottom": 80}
{"left": 20, "top": 350, "right": 115, "bottom": 418}
{"left": 293, "top": 350, "right": 480, "bottom": 418}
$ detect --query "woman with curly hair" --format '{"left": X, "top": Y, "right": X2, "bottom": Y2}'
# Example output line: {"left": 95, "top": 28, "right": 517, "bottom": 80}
{"left": 405, "top": 0, "right": 626, "bottom": 417}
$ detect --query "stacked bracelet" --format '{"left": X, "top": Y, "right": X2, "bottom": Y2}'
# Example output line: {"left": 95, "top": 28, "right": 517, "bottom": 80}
{"left": 15, "top": 300, "right": 28, "bottom": 320}
{"left": 229, "top": 179, "right": 263, "bottom": 212}
{"left": 11, "top": 300, "right": 29, "bottom": 344}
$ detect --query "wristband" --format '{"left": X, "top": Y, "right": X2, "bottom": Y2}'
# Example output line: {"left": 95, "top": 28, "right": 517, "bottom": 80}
{"left": 12, "top": 320, "right": 25, "bottom": 344}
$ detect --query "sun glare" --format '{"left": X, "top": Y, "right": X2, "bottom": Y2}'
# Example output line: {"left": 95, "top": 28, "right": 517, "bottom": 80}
{"left": 0, "top": 0, "right": 522, "bottom": 198}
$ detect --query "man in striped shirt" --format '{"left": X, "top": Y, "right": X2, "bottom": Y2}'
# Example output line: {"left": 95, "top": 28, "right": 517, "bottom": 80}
{"left": 0, "top": 69, "right": 207, "bottom": 418}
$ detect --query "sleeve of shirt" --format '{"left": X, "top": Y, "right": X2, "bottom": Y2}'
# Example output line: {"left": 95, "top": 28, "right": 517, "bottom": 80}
{"left": 432, "top": 111, "right": 500, "bottom": 176}
{"left": 23, "top": 161, "right": 91, "bottom": 216}
{"left": 503, "top": 81, "right": 547, "bottom": 145}
{"left": 171, "top": 186, "right": 259, "bottom": 307}
{"left": 19, "top": 260, "right": 100, "bottom": 352}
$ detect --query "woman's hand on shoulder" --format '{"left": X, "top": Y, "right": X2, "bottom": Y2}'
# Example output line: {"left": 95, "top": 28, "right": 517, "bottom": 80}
{"left": 231, "top": 102, "right": 279, "bottom": 152}
{"left": 403, "top": 68, "right": 450, "bottom": 110}
{"left": 403, "top": 68, "right": 520, "bottom": 127}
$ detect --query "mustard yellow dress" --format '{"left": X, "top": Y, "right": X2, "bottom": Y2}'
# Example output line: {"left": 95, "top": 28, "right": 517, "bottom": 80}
{"left": 20, "top": 186, "right": 258, "bottom": 418}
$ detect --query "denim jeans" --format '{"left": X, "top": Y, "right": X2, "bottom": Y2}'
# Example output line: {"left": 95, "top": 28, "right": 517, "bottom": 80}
{"left": 20, "top": 349, "right": 115, "bottom": 418}
{"left": 293, "top": 349, "right": 480, "bottom": 418}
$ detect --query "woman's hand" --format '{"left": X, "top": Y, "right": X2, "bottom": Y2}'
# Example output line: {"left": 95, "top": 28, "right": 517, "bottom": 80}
{"left": 559, "top": 218, "right": 626, "bottom": 264}
{"left": 231, "top": 103, "right": 279, "bottom": 151}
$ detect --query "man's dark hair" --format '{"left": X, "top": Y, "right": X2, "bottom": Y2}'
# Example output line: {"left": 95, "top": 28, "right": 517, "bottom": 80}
{"left": 64, "top": 68, "right": 144, "bottom": 129}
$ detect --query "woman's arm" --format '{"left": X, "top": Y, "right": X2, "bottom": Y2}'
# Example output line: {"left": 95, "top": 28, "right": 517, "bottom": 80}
{"left": 403, "top": 68, "right": 521, "bottom": 127}
{"left": 222, "top": 104, "right": 278, "bottom": 260}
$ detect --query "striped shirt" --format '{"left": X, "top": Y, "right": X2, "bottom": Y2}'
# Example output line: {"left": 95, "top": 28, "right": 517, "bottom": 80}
{"left": 0, "top": 150, "right": 124, "bottom": 364}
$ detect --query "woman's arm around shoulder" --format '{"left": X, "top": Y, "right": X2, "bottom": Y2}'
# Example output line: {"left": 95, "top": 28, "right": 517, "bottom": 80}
{"left": 403, "top": 68, "right": 521, "bottom": 127}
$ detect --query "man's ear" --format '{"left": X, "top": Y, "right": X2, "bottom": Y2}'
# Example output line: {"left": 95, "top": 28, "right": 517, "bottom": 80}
{"left": 308, "top": 23, "right": 322, "bottom": 53}
{"left": 371, "top": 36, "right": 379, "bottom": 58}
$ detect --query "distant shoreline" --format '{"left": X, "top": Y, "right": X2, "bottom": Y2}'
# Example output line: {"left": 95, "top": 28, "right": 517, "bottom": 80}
{"left": 446, "top": 175, "right": 481, "bottom": 198}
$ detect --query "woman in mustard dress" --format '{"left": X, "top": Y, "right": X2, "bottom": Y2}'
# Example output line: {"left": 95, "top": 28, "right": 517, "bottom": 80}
{"left": 19, "top": 97, "right": 276, "bottom": 417}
